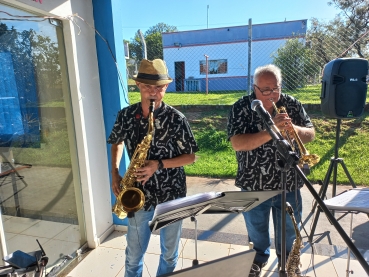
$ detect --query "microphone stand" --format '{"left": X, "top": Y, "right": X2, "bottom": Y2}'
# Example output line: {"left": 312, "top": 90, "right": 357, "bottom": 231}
{"left": 262, "top": 116, "right": 299, "bottom": 277}
{"left": 259, "top": 107, "right": 369, "bottom": 276}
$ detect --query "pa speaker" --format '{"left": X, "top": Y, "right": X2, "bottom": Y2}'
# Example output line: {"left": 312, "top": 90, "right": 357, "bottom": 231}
{"left": 320, "top": 58, "right": 368, "bottom": 119}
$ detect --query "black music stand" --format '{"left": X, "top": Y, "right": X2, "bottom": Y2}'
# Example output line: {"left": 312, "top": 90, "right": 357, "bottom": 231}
{"left": 149, "top": 192, "right": 224, "bottom": 266}
{"left": 149, "top": 190, "right": 281, "bottom": 267}
{"left": 149, "top": 192, "right": 224, "bottom": 233}
{"left": 0, "top": 151, "right": 31, "bottom": 217}
{"left": 203, "top": 190, "right": 281, "bottom": 214}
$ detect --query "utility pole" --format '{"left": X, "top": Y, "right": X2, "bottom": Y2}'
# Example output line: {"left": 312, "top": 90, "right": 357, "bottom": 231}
{"left": 247, "top": 18, "right": 252, "bottom": 95}
{"left": 138, "top": 29, "right": 147, "bottom": 59}
{"left": 204, "top": 55, "right": 209, "bottom": 95}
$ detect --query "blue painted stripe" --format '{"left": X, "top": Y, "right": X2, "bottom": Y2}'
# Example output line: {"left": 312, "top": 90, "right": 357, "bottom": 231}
{"left": 92, "top": 0, "right": 130, "bottom": 225}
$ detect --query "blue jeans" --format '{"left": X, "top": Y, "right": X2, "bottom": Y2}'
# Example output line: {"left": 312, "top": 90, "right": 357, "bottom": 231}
{"left": 125, "top": 208, "right": 183, "bottom": 277}
{"left": 242, "top": 189, "right": 302, "bottom": 264}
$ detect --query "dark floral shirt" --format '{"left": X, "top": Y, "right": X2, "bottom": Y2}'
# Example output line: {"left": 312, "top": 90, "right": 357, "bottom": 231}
{"left": 108, "top": 102, "right": 199, "bottom": 210}
{"left": 227, "top": 92, "right": 314, "bottom": 192}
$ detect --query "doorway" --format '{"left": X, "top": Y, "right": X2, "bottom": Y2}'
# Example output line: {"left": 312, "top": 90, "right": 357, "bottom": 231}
{"left": 175, "top": 61, "right": 185, "bottom": 91}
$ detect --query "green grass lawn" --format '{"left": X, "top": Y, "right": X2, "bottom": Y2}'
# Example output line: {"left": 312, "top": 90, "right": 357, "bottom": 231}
{"left": 126, "top": 84, "right": 369, "bottom": 185}
{"left": 128, "top": 84, "right": 368, "bottom": 106}
{"left": 182, "top": 109, "right": 369, "bottom": 186}
{"left": 128, "top": 91, "right": 248, "bottom": 106}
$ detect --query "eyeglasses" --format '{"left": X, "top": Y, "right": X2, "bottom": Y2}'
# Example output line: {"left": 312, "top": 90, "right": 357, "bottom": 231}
{"left": 254, "top": 84, "right": 281, "bottom": 96}
{"left": 141, "top": 83, "right": 166, "bottom": 91}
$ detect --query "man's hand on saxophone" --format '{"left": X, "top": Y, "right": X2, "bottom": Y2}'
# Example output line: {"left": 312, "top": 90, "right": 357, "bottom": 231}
{"left": 111, "top": 170, "right": 122, "bottom": 197}
{"left": 135, "top": 160, "right": 161, "bottom": 185}
{"left": 111, "top": 142, "right": 124, "bottom": 197}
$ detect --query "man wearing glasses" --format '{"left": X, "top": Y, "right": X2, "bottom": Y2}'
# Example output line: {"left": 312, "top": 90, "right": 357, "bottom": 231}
{"left": 227, "top": 64, "right": 315, "bottom": 277}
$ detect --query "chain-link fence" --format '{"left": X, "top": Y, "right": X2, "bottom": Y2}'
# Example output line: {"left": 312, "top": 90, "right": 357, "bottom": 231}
{"left": 126, "top": 18, "right": 368, "bottom": 101}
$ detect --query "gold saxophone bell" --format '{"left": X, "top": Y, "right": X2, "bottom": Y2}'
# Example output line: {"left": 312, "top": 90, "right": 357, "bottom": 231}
{"left": 270, "top": 100, "right": 320, "bottom": 171}
{"left": 112, "top": 100, "right": 155, "bottom": 219}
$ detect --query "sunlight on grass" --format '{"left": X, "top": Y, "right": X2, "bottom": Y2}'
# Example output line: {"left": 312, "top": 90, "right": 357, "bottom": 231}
{"left": 129, "top": 91, "right": 247, "bottom": 106}
{"left": 128, "top": 85, "right": 369, "bottom": 106}
{"left": 128, "top": 84, "right": 369, "bottom": 185}
{"left": 183, "top": 112, "right": 369, "bottom": 186}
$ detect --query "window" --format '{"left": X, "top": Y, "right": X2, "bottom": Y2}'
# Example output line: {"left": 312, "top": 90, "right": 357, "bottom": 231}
{"left": 200, "top": 59, "right": 227, "bottom": 74}
{"left": 0, "top": 3, "right": 85, "bottom": 270}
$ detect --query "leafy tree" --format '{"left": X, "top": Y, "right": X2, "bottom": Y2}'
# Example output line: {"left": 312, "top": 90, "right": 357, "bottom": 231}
{"left": 307, "top": 0, "right": 369, "bottom": 65}
{"left": 0, "top": 25, "right": 61, "bottom": 99}
{"left": 128, "top": 22, "right": 178, "bottom": 64}
{"left": 128, "top": 30, "right": 143, "bottom": 60}
{"left": 145, "top": 22, "right": 177, "bottom": 36}
{"left": 145, "top": 32, "right": 163, "bottom": 60}
{"left": 272, "top": 38, "right": 320, "bottom": 90}
{"left": 306, "top": 17, "right": 351, "bottom": 69}
{"left": 0, "top": 23, "right": 7, "bottom": 36}
{"left": 328, "top": 0, "right": 369, "bottom": 58}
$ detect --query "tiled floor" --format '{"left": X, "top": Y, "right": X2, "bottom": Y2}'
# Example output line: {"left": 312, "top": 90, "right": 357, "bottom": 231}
{"left": 66, "top": 230, "right": 369, "bottom": 277}
{"left": 1, "top": 215, "right": 81, "bottom": 272}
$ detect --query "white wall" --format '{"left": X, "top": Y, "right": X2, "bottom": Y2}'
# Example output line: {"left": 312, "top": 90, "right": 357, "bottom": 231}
{"left": 164, "top": 39, "right": 290, "bottom": 80}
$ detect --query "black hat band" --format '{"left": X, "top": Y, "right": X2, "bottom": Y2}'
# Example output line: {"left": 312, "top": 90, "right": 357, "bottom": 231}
{"left": 136, "top": 73, "right": 170, "bottom": 80}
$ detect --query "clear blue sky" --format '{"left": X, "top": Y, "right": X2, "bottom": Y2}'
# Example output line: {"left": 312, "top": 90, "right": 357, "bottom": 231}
{"left": 122, "top": 0, "right": 341, "bottom": 40}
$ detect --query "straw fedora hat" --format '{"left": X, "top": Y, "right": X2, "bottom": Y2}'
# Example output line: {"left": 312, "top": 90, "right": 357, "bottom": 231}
{"left": 133, "top": 59, "right": 173, "bottom": 85}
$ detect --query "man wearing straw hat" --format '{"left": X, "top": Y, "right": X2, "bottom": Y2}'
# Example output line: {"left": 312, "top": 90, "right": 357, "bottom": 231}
{"left": 108, "top": 59, "right": 199, "bottom": 277}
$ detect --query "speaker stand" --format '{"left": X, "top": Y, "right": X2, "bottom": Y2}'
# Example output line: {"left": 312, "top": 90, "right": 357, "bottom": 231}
{"left": 309, "top": 118, "right": 356, "bottom": 241}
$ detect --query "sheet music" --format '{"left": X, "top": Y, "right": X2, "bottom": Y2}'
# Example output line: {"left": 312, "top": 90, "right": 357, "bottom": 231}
{"left": 153, "top": 192, "right": 223, "bottom": 217}
{"left": 149, "top": 192, "right": 224, "bottom": 231}
{"left": 323, "top": 188, "right": 369, "bottom": 213}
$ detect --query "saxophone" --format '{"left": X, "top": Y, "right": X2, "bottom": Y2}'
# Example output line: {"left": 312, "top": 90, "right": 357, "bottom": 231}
{"left": 286, "top": 202, "right": 303, "bottom": 277}
{"left": 112, "top": 99, "right": 155, "bottom": 219}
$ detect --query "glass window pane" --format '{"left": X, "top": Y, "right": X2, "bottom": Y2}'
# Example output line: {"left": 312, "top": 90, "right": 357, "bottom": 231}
{"left": 0, "top": 3, "right": 85, "bottom": 270}
{"left": 200, "top": 59, "right": 228, "bottom": 74}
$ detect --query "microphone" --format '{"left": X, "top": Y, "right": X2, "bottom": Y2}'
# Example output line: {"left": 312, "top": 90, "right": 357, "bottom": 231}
{"left": 251, "top": 100, "right": 274, "bottom": 126}
{"left": 251, "top": 99, "right": 282, "bottom": 140}
{"left": 251, "top": 100, "right": 298, "bottom": 166}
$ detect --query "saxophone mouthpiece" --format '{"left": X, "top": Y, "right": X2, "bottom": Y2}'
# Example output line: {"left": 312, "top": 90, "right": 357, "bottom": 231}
{"left": 149, "top": 99, "right": 155, "bottom": 113}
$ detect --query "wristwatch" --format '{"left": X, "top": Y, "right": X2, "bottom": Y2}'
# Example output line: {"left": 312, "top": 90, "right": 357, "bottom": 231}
{"left": 157, "top": 159, "right": 164, "bottom": 170}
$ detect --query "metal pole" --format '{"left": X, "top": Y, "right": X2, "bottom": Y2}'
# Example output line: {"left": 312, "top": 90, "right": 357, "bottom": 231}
{"left": 0, "top": 208, "right": 7, "bottom": 266}
{"left": 279, "top": 170, "right": 288, "bottom": 277}
{"left": 346, "top": 213, "right": 354, "bottom": 277}
{"left": 204, "top": 55, "right": 209, "bottom": 95}
{"left": 248, "top": 18, "right": 252, "bottom": 95}
{"left": 138, "top": 29, "right": 147, "bottom": 59}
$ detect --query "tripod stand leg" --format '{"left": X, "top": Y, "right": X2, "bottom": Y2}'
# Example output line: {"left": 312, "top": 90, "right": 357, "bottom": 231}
{"left": 331, "top": 157, "right": 339, "bottom": 217}
{"left": 295, "top": 165, "right": 369, "bottom": 275}
{"left": 309, "top": 159, "right": 335, "bottom": 242}
{"left": 311, "top": 159, "right": 335, "bottom": 213}
{"left": 338, "top": 159, "right": 357, "bottom": 191}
